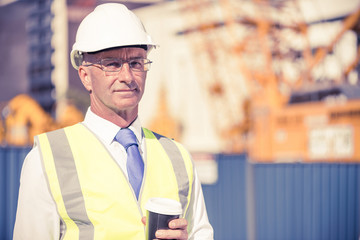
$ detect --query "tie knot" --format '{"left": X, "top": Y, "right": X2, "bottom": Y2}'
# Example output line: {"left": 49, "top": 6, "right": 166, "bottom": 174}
{"left": 115, "top": 128, "right": 138, "bottom": 150}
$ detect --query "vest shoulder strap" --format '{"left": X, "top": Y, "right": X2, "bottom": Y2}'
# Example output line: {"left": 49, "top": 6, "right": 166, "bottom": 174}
{"left": 142, "top": 128, "right": 195, "bottom": 218}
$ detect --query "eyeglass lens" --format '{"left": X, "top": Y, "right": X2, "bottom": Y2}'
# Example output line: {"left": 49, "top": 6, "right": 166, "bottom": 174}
{"left": 101, "top": 58, "right": 151, "bottom": 72}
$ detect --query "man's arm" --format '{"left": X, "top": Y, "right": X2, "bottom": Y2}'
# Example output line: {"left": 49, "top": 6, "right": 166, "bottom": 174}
{"left": 187, "top": 170, "right": 214, "bottom": 239}
{"left": 13, "top": 146, "right": 60, "bottom": 240}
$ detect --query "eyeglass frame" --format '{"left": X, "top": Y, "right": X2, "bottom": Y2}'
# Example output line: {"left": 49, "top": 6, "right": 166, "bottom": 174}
{"left": 82, "top": 57, "right": 152, "bottom": 73}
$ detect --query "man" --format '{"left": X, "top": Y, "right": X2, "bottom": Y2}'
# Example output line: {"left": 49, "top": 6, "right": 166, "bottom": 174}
{"left": 13, "top": 3, "right": 213, "bottom": 240}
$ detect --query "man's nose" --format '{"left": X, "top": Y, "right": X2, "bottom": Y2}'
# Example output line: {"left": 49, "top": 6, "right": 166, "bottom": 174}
{"left": 118, "top": 63, "right": 133, "bottom": 82}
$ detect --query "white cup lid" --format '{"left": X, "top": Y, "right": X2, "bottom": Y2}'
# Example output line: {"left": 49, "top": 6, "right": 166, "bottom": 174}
{"left": 145, "top": 198, "right": 182, "bottom": 215}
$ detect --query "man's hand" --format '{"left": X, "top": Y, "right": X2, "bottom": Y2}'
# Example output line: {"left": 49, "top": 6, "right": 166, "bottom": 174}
{"left": 141, "top": 217, "right": 188, "bottom": 240}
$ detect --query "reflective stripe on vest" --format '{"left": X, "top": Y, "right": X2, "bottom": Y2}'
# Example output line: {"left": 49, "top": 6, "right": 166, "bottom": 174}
{"left": 37, "top": 123, "right": 194, "bottom": 240}
{"left": 142, "top": 129, "right": 195, "bottom": 234}
{"left": 140, "top": 129, "right": 194, "bottom": 216}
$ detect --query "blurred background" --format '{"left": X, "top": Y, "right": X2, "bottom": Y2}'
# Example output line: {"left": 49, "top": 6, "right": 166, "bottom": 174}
{"left": 0, "top": 0, "right": 359, "bottom": 239}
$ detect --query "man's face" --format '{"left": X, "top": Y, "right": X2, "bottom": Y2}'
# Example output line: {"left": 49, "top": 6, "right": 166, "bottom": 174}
{"left": 80, "top": 47, "right": 147, "bottom": 117}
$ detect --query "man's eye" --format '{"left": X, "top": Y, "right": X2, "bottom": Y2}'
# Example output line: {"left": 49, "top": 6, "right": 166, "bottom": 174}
{"left": 103, "top": 60, "right": 121, "bottom": 68}
{"left": 129, "top": 60, "right": 143, "bottom": 69}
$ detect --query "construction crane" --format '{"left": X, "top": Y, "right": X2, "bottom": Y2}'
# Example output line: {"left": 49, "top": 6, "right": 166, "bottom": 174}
{"left": 0, "top": 94, "right": 84, "bottom": 146}
{"left": 179, "top": 0, "right": 360, "bottom": 162}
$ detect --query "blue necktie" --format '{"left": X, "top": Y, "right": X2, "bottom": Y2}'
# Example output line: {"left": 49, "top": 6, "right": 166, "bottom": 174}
{"left": 115, "top": 128, "right": 144, "bottom": 199}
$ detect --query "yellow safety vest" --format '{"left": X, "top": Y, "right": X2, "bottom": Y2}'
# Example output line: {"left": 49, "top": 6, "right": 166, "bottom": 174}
{"left": 36, "top": 123, "right": 194, "bottom": 240}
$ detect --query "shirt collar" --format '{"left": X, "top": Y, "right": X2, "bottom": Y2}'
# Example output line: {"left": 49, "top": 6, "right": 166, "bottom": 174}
{"left": 83, "top": 108, "right": 143, "bottom": 145}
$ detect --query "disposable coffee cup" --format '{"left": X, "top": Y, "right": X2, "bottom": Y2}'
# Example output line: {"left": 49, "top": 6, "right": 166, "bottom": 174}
{"left": 145, "top": 198, "right": 182, "bottom": 240}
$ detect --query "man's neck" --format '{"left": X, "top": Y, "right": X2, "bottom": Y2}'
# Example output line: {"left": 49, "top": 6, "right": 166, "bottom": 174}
{"left": 90, "top": 106, "right": 138, "bottom": 128}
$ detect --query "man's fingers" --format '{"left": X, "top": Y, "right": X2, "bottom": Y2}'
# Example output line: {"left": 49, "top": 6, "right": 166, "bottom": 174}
{"left": 141, "top": 216, "right": 146, "bottom": 226}
{"left": 154, "top": 218, "right": 188, "bottom": 240}
{"left": 169, "top": 218, "right": 188, "bottom": 229}
{"left": 155, "top": 229, "right": 188, "bottom": 240}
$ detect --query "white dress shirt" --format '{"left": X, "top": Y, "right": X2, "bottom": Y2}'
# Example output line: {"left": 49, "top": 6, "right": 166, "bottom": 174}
{"left": 13, "top": 108, "right": 213, "bottom": 239}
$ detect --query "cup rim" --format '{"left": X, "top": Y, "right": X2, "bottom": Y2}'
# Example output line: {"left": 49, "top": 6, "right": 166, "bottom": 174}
{"left": 145, "top": 197, "right": 182, "bottom": 215}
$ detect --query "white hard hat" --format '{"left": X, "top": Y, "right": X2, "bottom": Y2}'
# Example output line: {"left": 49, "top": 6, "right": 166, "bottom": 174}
{"left": 70, "top": 3, "right": 158, "bottom": 69}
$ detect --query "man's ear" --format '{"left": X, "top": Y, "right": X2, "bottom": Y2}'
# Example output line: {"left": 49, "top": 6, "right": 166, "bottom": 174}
{"left": 79, "top": 66, "right": 92, "bottom": 93}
